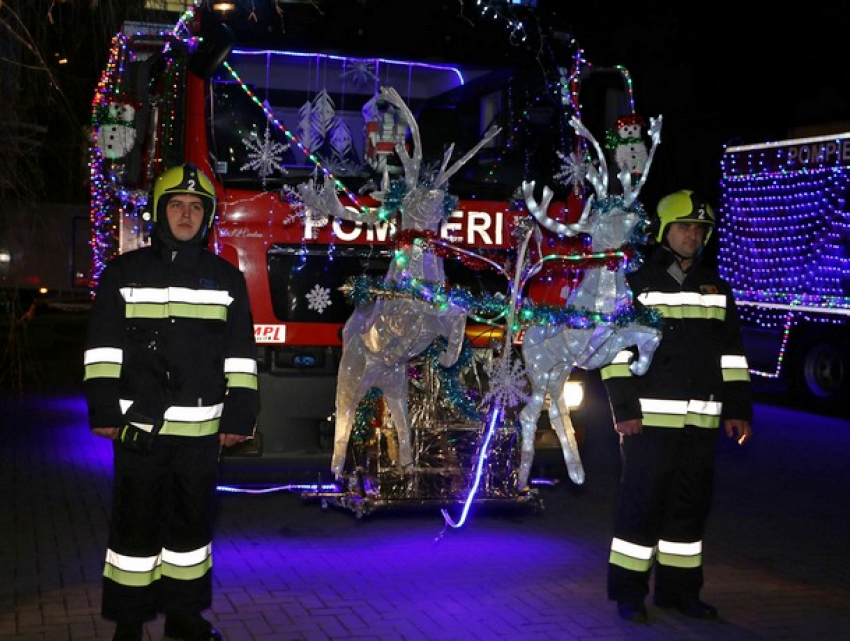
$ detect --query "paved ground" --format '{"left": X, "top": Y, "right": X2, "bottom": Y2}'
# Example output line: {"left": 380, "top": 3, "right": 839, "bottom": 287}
{"left": 2, "top": 308, "right": 850, "bottom": 640}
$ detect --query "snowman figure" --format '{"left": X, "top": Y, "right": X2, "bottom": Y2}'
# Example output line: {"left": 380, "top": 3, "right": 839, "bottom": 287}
{"left": 97, "top": 101, "right": 137, "bottom": 160}
{"left": 608, "top": 114, "right": 648, "bottom": 176}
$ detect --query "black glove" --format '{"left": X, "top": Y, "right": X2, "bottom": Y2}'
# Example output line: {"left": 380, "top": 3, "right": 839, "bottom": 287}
{"left": 118, "top": 423, "right": 157, "bottom": 452}
{"left": 118, "top": 404, "right": 164, "bottom": 453}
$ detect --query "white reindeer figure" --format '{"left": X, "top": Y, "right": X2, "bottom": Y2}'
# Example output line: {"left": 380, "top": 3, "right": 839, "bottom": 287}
{"left": 517, "top": 115, "right": 663, "bottom": 488}
{"left": 298, "top": 87, "right": 500, "bottom": 478}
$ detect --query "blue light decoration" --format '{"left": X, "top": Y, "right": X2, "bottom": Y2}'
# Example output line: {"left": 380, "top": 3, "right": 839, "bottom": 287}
{"left": 718, "top": 133, "right": 850, "bottom": 377}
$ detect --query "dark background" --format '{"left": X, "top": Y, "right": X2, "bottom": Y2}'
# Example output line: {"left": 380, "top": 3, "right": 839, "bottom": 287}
{"left": 4, "top": 1, "right": 850, "bottom": 209}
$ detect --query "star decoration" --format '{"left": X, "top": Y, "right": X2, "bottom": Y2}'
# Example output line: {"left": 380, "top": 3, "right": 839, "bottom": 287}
{"left": 306, "top": 284, "right": 332, "bottom": 314}
{"left": 481, "top": 354, "right": 530, "bottom": 410}
{"left": 241, "top": 126, "right": 290, "bottom": 179}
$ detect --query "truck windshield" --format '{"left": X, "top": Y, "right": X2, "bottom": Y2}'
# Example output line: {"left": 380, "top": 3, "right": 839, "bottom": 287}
{"left": 207, "top": 48, "right": 565, "bottom": 199}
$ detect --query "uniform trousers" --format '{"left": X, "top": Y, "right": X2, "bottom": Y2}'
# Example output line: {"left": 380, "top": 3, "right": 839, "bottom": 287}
{"left": 608, "top": 426, "right": 717, "bottom": 606}
{"left": 102, "top": 434, "right": 220, "bottom": 623}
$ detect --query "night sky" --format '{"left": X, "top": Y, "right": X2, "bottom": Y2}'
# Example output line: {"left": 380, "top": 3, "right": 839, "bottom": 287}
{"left": 561, "top": 3, "right": 850, "bottom": 204}
{"left": 28, "top": 1, "right": 850, "bottom": 208}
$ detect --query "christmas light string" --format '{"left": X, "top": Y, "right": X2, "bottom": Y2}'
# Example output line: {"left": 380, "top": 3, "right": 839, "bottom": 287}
{"left": 221, "top": 61, "right": 370, "bottom": 216}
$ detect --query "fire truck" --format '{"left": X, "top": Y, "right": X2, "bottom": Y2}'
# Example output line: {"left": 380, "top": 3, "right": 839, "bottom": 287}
{"left": 719, "top": 132, "right": 850, "bottom": 416}
{"left": 89, "top": 2, "right": 631, "bottom": 482}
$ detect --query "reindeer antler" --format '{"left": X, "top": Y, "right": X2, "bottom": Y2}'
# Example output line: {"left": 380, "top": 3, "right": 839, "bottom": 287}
{"left": 522, "top": 180, "right": 590, "bottom": 236}
{"left": 378, "top": 86, "right": 501, "bottom": 192}
{"left": 433, "top": 124, "right": 501, "bottom": 189}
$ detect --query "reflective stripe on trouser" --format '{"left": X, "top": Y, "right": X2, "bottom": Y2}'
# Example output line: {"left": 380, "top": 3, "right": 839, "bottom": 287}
{"left": 101, "top": 434, "right": 220, "bottom": 623}
{"left": 607, "top": 427, "right": 716, "bottom": 604}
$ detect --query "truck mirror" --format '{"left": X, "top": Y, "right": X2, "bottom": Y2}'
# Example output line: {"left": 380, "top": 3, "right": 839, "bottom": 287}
{"left": 188, "top": 19, "right": 234, "bottom": 79}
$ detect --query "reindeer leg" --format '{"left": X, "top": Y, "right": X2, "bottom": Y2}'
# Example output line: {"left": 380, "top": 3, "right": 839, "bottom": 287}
{"left": 438, "top": 314, "right": 466, "bottom": 368}
{"left": 518, "top": 373, "right": 547, "bottom": 491}
{"left": 548, "top": 367, "right": 585, "bottom": 485}
{"left": 629, "top": 327, "right": 662, "bottom": 376}
{"left": 332, "top": 334, "right": 370, "bottom": 478}
{"left": 382, "top": 362, "right": 414, "bottom": 473}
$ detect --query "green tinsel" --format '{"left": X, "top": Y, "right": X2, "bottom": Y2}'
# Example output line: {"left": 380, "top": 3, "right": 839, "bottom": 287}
{"left": 421, "top": 337, "right": 482, "bottom": 421}
{"left": 380, "top": 177, "right": 459, "bottom": 221}
{"left": 351, "top": 387, "right": 384, "bottom": 445}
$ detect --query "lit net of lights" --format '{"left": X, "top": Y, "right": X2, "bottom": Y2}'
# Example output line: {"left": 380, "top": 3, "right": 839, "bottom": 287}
{"left": 718, "top": 134, "right": 850, "bottom": 375}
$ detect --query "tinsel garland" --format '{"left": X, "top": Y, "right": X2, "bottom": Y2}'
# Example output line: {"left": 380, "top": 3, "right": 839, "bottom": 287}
{"left": 342, "top": 274, "right": 663, "bottom": 329}
{"left": 351, "top": 387, "right": 384, "bottom": 445}
{"left": 342, "top": 275, "right": 508, "bottom": 319}
{"left": 381, "top": 177, "right": 458, "bottom": 221}
{"left": 517, "top": 301, "right": 664, "bottom": 329}
{"left": 420, "top": 337, "right": 482, "bottom": 421}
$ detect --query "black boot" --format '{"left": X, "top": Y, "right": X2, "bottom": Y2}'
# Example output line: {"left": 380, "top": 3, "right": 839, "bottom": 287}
{"left": 164, "top": 613, "right": 222, "bottom": 640}
{"left": 655, "top": 596, "right": 718, "bottom": 619}
{"left": 112, "top": 621, "right": 143, "bottom": 641}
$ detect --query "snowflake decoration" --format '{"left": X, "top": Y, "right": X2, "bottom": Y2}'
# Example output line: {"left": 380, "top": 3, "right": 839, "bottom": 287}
{"left": 241, "top": 126, "right": 290, "bottom": 179}
{"left": 554, "top": 150, "right": 589, "bottom": 193}
{"left": 481, "top": 354, "right": 529, "bottom": 410}
{"left": 341, "top": 58, "right": 377, "bottom": 86}
{"left": 306, "top": 284, "right": 333, "bottom": 314}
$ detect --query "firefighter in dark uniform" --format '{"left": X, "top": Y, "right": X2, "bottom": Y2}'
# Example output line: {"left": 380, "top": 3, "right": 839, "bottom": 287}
{"left": 84, "top": 164, "right": 259, "bottom": 641}
{"left": 600, "top": 190, "right": 753, "bottom": 624}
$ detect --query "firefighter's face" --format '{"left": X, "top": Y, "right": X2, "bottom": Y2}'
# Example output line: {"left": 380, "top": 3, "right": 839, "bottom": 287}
{"left": 666, "top": 221, "right": 708, "bottom": 259}
{"left": 165, "top": 194, "right": 205, "bottom": 242}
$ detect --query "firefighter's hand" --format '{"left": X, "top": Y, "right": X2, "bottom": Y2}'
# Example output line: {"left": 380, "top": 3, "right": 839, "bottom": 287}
{"left": 725, "top": 419, "right": 752, "bottom": 445}
{"left": 615, "top": 418, "right": 642, "bottom": 436}
{"left": 92, "top": 427, "right": 119, "bottom": 440}
{"left": 220, "top": 433, "right": 250, "bottom": 448}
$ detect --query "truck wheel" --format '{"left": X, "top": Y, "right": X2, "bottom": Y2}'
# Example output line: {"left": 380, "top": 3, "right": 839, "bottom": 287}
{"left": 793, "top": 337, "right": 850, "bottom": 414}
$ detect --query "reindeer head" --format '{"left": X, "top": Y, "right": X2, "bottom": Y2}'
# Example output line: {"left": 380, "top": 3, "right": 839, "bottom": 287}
{"left": 522, "top": 115, "right": 660, "bottom": 253}
{"left": 376, "top": 87, "right": 500, "bottom": 233}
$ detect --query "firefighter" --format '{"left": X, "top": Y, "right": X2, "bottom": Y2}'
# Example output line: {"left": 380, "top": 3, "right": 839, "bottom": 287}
{"left": 83, "top": 164, "right": 259, "bottom": 641}
{"left": 600, "top": 189, "right": 753, "bottom": 624}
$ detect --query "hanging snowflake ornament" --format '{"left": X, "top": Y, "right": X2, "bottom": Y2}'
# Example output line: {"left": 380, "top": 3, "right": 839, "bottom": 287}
{"left": 481, "top": 353, "right": 530, "bottom": 410}
{"left": 554, "top": 150, "right": 589, "bottom": 193}
{"left": 306, "top": 284, "right": 333, "bottom": 314}
{"left": 341, "top": 58, "right": 377, "bottom": 87}
{"left": 241, "top": 126, "right": 290, "bottom": 179}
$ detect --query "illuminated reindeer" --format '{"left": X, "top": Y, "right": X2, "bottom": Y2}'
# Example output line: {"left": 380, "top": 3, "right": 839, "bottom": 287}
{"left": 517, "top": 115, "right": 663, "bottom": 488}
{"left": 298, "top": 86, "right": 499, "bottom": 478}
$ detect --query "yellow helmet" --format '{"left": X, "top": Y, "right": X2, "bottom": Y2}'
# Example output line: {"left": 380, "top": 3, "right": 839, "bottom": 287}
{"left": 655, "top": 189, "right": 715, "bottom": 244}
{"left": 152, "top": 163, "right": 217, "bottom": 234}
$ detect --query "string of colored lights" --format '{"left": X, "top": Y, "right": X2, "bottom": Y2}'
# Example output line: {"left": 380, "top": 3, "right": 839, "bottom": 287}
{"left": 222, "top": 61, "right": 371, "bottom": 215}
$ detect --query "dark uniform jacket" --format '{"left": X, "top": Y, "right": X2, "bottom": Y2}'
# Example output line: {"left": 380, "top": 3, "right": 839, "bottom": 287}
{"left": 602, "top": 245, "right": 752, "bottom": 429}
{"left": 84, "top": 237, "right": 258, "bottom": 438}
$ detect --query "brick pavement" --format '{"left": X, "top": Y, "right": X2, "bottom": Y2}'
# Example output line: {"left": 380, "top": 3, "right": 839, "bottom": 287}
{"left": 3, "top": 390, "right": 850, "bottom": 640}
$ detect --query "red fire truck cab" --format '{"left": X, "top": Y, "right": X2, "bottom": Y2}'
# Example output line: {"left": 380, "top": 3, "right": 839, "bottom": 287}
{"left": 90, "top": 2, "right": 602, "bottom": 478}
